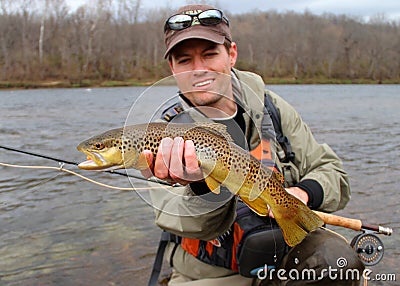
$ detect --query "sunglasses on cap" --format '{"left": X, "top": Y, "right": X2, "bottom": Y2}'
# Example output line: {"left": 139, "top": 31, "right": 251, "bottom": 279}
{"left": 164, "top": 9, "right": 229, "bottom": 32}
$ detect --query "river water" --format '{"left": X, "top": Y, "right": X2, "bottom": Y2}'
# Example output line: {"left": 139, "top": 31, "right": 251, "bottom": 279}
{"left": 0, "top": 84, "right": 399, "bottom": 285}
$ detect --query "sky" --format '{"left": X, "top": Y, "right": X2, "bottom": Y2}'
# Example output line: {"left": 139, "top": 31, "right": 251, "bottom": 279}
{"left": 66, "top": 0, "right": 400, "bottom": 21}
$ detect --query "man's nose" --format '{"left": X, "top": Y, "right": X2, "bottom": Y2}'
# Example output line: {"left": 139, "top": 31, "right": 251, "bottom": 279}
{"left": 192, "top": 58, "right": 207, "bottom": 71}
{"left": 192, "top": 69, "right": 208, "bottom": 77}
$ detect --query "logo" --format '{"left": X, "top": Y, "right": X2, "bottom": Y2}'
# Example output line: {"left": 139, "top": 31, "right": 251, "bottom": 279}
{"left": 336, "top": 257, "right": 348, "bottom": 268}
{"left": 183, "top": 10, "right": 203, "bottom": 15}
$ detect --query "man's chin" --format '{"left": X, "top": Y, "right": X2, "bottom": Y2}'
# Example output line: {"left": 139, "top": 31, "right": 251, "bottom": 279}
{"left": 186, "top": 91, "right": 222, "bottom": 106}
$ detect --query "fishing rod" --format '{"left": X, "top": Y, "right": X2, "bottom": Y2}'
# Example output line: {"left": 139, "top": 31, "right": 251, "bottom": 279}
{"left": 0, "top": 144, "right": 393, "bottom": 265}
{"left": 1, "top": 144, "right": 393, "bottom": 232}
{"left": 315, "top": 211, "right": 392, "bottom": 236}
{"left": 0, "top": 144, "right": 171, "bottom": 186}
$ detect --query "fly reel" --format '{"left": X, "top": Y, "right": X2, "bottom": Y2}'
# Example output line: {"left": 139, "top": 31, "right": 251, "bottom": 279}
{"left": 350, "top": 232, "right": 384, "bottom": 266}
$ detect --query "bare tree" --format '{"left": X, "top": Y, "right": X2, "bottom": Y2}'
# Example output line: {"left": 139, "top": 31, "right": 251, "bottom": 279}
{"left": 39, "top": 0, "right": 49, "bottom": 65}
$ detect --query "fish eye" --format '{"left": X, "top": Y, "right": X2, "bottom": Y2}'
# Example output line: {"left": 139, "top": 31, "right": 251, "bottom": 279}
{"left": 93, "top": 142, "right": 105, "bottom": 150}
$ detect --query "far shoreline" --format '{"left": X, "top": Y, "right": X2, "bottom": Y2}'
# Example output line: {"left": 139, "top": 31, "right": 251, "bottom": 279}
{"left": 0, "top": 77, "right": 398, "bottom": 90}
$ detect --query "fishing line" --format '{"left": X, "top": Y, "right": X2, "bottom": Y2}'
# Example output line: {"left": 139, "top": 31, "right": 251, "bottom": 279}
{"left": 0, "top": 162, "right": 174, "bottom": 192}
{"left": 320, "top": 226, "right": 348, "bottom": 242}
{"left": 0, "top": 144, "right": 171, "bottom": 186}
{"left": 268, "top": 215, "right": 278, "bottom": 264}
{"left": 27, "top": 172, "right": 65, "bottom": 189}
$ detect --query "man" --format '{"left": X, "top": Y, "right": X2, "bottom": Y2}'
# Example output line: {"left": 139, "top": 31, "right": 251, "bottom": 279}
{"left": 143, "top": 4, "right": 364, "bottom": 286}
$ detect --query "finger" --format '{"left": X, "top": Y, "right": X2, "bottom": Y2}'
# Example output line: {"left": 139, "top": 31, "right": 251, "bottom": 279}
{"left": 169, "top": 137, "right": 185, "bottom": 182}
{"left": 184, "top": 140, "right": 203, "bottom": 180}
{"left": 268, "top": 210, "right": 275, "bottom": 218}
{"left": 154, "top": 137, "right": 173, "bottom": 180}
{"left": 140, "top": 150, "right": 154, "bottom": 179}
{"left": 268, "top": 205, "right": 274, "bottom": 218}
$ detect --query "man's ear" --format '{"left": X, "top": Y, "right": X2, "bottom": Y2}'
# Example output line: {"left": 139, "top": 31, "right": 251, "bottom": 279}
{"left": 168, "top": 58, "right": 174, "bottom": 72}
{"left": 229, "top": 42, "right": 238, "bottom": 67}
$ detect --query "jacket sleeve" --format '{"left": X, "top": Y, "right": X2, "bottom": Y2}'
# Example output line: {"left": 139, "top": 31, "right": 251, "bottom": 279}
{"left": 149, "top": 184, "right": 236, "bottom": 241}
{"left": 269, "top": 91, "right": 351, "bottom": 212}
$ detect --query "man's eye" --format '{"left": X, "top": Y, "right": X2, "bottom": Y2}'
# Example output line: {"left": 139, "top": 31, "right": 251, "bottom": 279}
{"left": 205, "top": 52, "right": 218, "bottom": 57}
{"left": 178, "top": 58, "right": 190, "bottom": 64}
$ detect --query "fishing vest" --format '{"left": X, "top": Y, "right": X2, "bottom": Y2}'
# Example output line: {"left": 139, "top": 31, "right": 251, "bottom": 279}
{"left": 159, "top": 93, "right": 294, "bottom": 276}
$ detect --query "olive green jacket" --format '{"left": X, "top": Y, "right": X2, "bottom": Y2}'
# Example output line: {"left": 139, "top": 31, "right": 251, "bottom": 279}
{"left": 148, "top": 69, "right": 351, "bottom": 280}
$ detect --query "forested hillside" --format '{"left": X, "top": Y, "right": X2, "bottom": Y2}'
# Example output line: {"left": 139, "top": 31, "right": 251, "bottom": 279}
{"left": 0, "top": 0, "right": 399, "bottom": 86}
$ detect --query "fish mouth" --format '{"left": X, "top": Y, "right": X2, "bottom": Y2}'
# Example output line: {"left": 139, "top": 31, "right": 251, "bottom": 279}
{"left": 77, "top": 150, "right": 123, "bottom": 171}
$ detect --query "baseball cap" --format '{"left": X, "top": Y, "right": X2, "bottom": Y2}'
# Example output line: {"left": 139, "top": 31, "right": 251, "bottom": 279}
{"left": 163, "top": 4, "right": 232, "bottom": 58}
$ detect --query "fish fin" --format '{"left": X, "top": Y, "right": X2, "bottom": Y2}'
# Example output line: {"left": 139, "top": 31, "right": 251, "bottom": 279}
{"left": 248, "top": 186, "right": 262, "bottom": 201}
{"left": 240, "top": 196, "right": 269, "bottom": 216}
{"left": 135, "top": 152, "right": 151, "bottom": 170}
{"left": 272, "top": 199, "right": 324, "bottom": 247}
{"left": 195, "top": 123, "right": 234, "bottom": 142}
{"left": 205, "top": 176, "right": 221, "bottom": 194}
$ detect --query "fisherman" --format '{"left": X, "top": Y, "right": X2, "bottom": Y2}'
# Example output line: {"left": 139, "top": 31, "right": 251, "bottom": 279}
{"left": 142, "top": 4, "right": 365, "bottom": 286}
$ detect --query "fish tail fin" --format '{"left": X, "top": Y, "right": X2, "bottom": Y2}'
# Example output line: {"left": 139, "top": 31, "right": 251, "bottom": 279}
{"left": 272, "top": 200, "right": 324, "bottom": 247}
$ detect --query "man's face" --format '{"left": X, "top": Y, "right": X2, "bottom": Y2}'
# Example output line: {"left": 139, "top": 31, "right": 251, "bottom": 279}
{"left": 169, "top": 39, "right": 238, "bottom": 109}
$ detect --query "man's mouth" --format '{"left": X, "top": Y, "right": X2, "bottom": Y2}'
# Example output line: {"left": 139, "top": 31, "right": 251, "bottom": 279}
{"left": 193, "top": 79, "right": 214, "bottom": 87}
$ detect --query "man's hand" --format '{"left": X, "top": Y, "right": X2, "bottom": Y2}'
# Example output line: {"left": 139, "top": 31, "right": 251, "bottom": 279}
{"left": 140, "top": 137, "right": 203, "bottom": 185}
{"left": 286, "top": 187, "right": 309, "bottom": 205}
{"left": 268, "top": 187, "right": 309, "bottom": 218}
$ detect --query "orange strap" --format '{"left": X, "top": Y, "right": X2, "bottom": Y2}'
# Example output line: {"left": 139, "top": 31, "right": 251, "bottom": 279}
{"left": 250, "top": 138, "right": 273, "bottom": 161}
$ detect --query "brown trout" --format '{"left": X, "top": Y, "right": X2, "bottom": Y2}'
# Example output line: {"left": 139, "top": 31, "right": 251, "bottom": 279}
{"left": 77, "top": 122, "right": 323, "bottom": 246}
